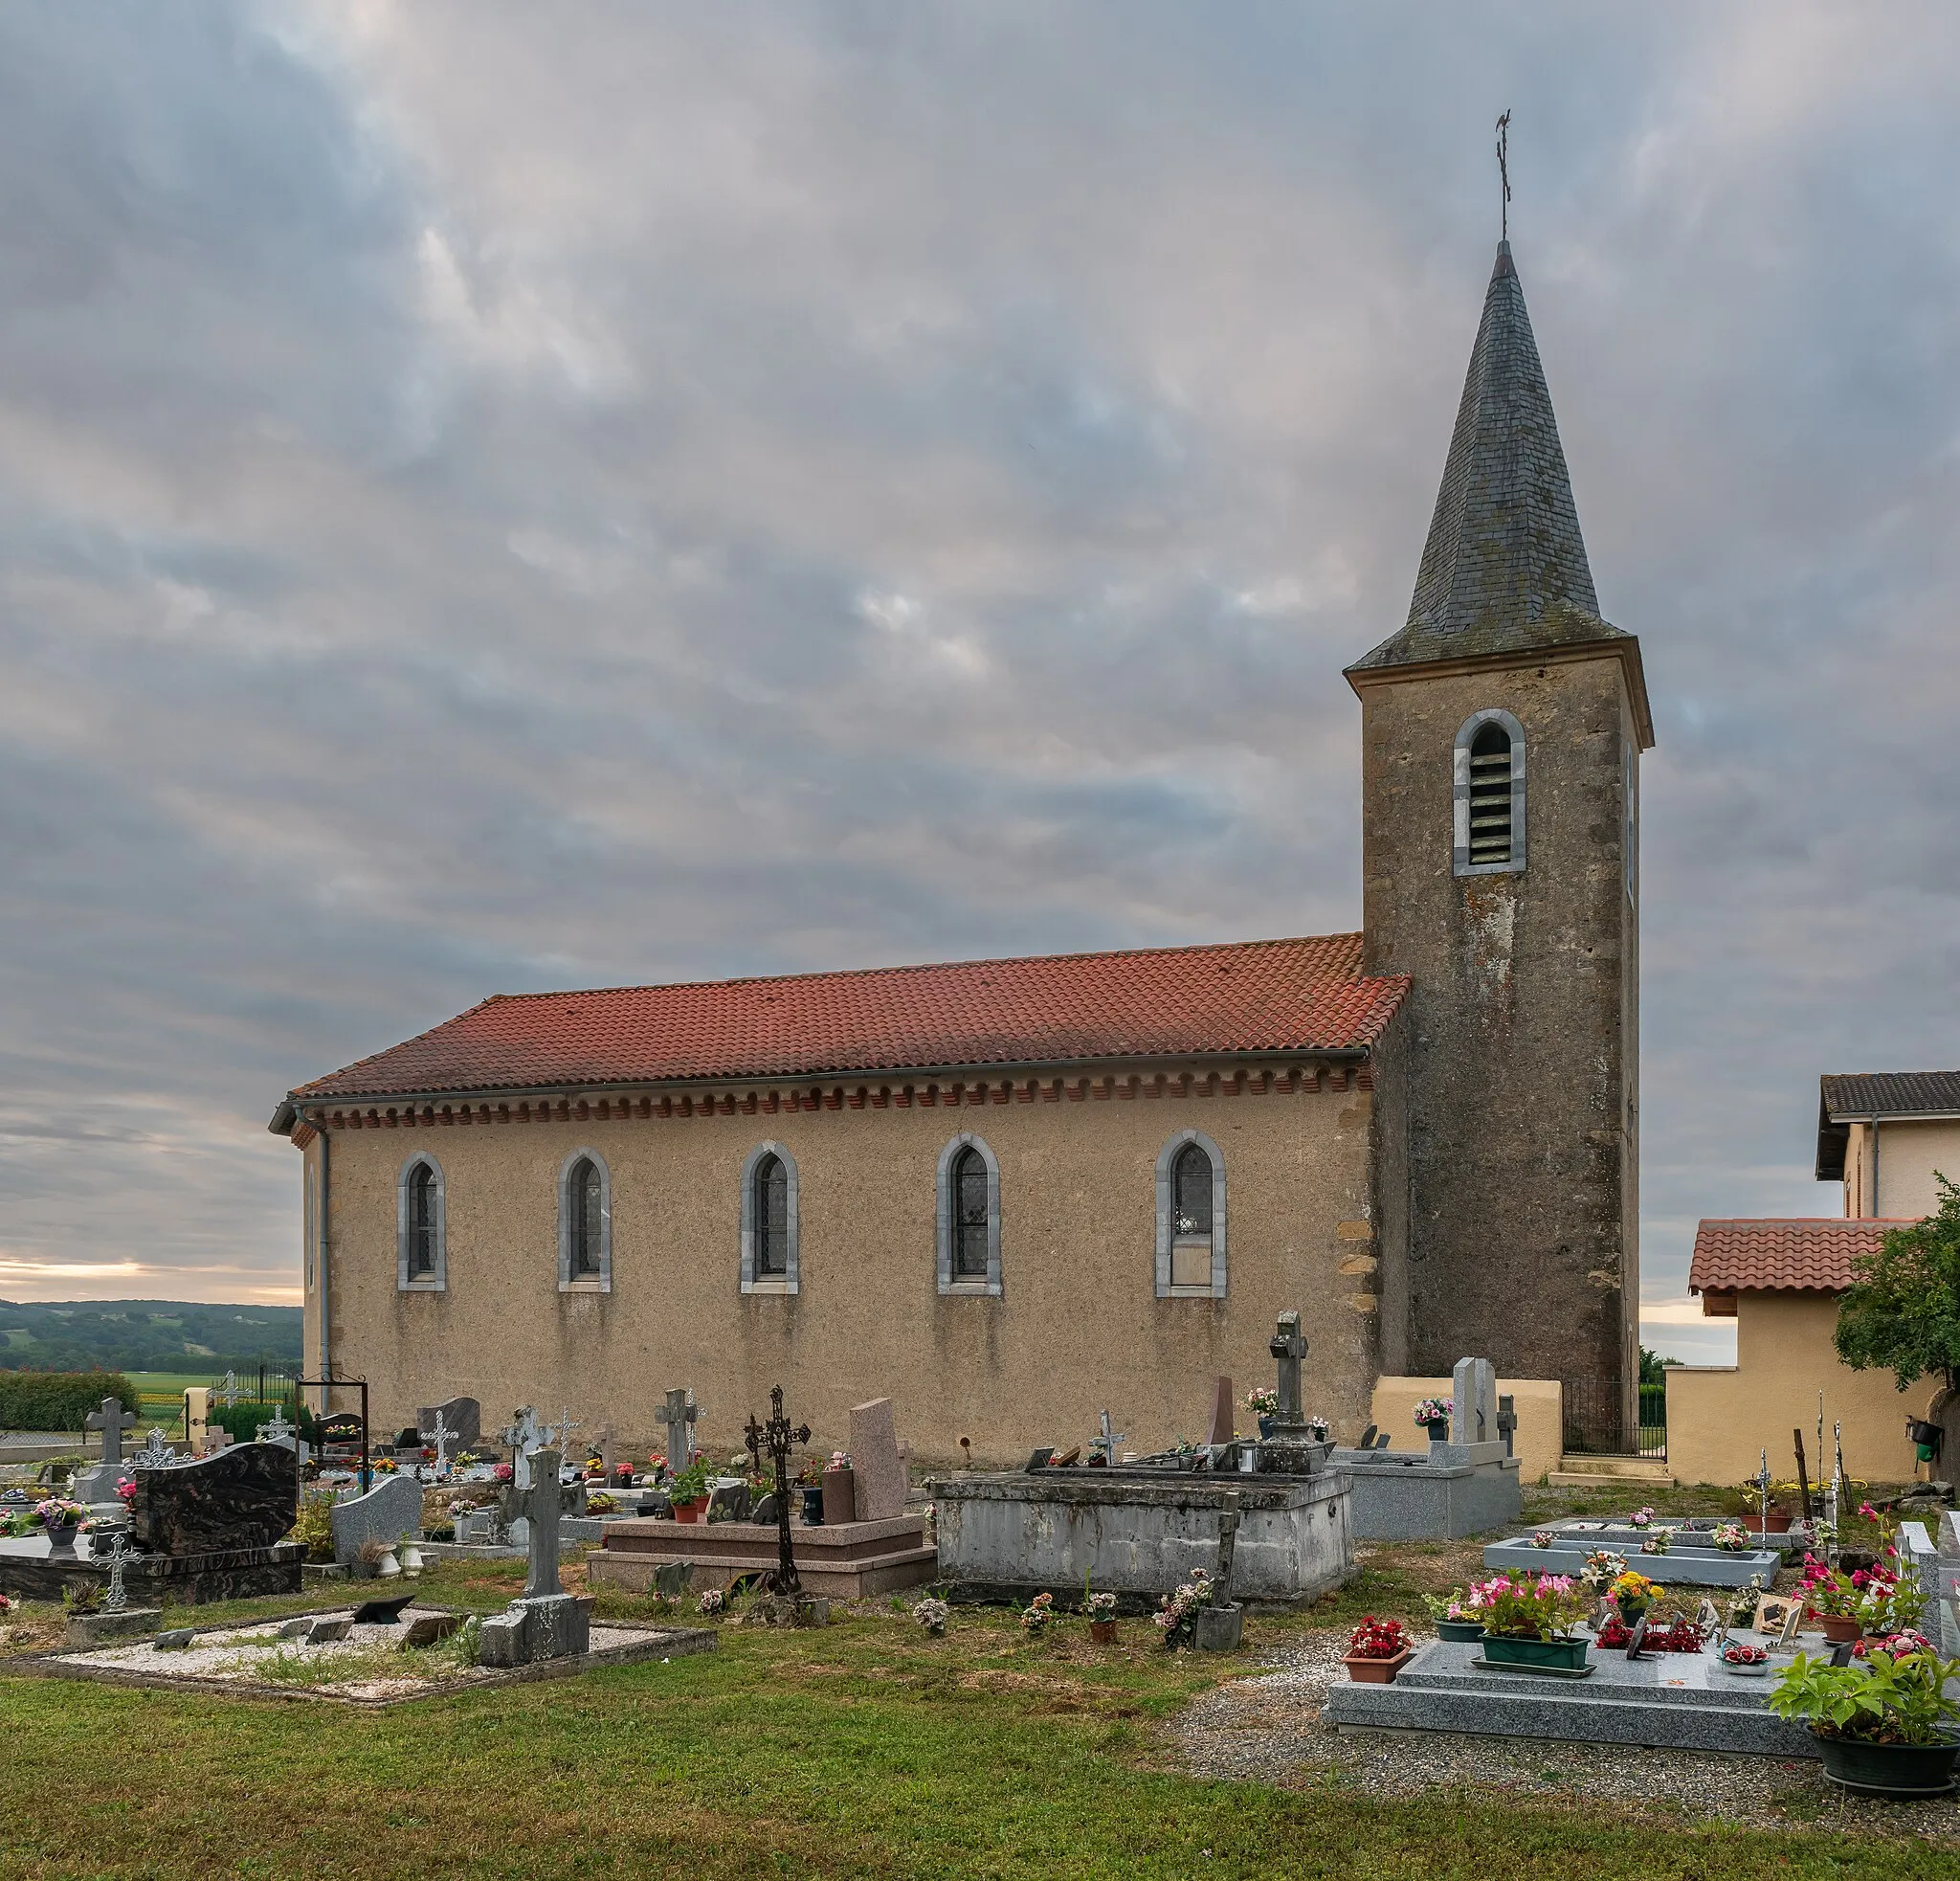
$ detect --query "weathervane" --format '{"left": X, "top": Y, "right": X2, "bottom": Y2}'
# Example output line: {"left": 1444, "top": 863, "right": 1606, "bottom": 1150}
{"left": 1496, "top": 109, "right": 1512, "bottom": 242}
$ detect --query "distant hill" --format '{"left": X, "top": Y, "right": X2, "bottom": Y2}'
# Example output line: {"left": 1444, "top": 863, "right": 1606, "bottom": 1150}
{"left": 0, "top": 1300, "right": 301, "bottom": 1375}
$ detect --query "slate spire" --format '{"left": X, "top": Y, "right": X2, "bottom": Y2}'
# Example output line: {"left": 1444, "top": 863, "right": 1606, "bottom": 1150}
{"left": 1349, "top": 240, "right": 1625, "bottom": 673}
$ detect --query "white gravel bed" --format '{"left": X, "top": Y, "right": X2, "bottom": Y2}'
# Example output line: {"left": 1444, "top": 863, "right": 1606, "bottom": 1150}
{"left": 1164, "top": 1630, "right": 1960, "bottom": 1844}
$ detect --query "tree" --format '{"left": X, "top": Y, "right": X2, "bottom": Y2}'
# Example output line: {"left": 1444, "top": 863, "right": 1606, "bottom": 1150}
{"left": 1637, "top": 1346, "right": 1680, "bottom": 1387}
{"left": 1835, "top": 1174, "right": 1960, "bottom": 1394}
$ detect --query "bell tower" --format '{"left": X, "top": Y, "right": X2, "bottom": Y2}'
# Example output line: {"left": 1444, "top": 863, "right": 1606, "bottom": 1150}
{"left": 1347, "top": 240, "right": 1654, "bottom": 1448}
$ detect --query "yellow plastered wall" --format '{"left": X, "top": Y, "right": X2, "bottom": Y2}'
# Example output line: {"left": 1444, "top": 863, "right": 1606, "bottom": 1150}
{"left": 1664, "top": 1291, "right": 1937, "bottom": 1488}
{"left": 1370, "top": 1376, "right": 1563, "bottom": 1483}
{"left": 302, "top": 1072, "right": 1396, "bottom": 1467}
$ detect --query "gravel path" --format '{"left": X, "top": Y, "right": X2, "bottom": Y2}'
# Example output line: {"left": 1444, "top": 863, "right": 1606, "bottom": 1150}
{"left": 1163, "top": 1631, "right": 1960, "bottom": 1844}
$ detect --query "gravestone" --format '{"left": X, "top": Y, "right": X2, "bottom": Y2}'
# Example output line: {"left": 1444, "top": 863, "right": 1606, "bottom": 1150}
{"left": 1451, "top": 1358, "right": 1497, "bottom": 1446}
{"left": 329, "top": 1473, "right": 424, "bottom": 1566}
{"left": 1088, "top": 1409, "right": 1127, "bottom": 1469}
{"left": 597, "top": 1422, "right": 617, "bottom": 1478}
{"left": 657, "top": 1388, "right": 700, "bottom": 1475}
{"left": 1268, "top": 1313, "right": 1306, "bottom": 1423}
{"left": 130, "top": 1442, "right": 298, "bottom": 1556}
{"left": 707, "top": 1481, "right": 752, "bottom": 1522}
{"left": 1496, "top": 1395, "right": 1518, "bottom": 1458}
{"left": 502, "top": 1407, "right": 547, "bottom": 1489}
{"left": 848, "top": 1399, "right": 908, "bottom": 1523}
{"left": 1206, "top": 1377, "right": 1235, "bottom": 1446}
{"left": 478, "top": 1448, "right": 591, "bottom": 1667}
{"left": 260, "top": 1408, "right": 297, "bottom": 1451}
{"left": 75, "top": 1397, "right": 139, "bottom": 1512}
{"left": 418, "top": 1397, "right": 481, "bottom": 1452}
{"left": 402, "top": 1612, "right": 462, "bottom": 1648}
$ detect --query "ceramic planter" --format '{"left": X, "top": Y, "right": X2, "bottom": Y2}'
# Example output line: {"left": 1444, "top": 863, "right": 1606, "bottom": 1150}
{"left": 671, "top": 1501, "right": 702, "bottom": 1525}
{"left": 1343, "top": 1646, "right": 1413, "bottom": 1684}
{"left": 1436, "top": 1619, "right": 1485, "bottom": 1643}
{"left": 45, "top": 1526, "right": 80, "bottom": 1556}
{"left": 1819, "top": 1615, "right": 1862, "bottom": 1645}
{"left": 1761, "top": 1511, "right": 1793, "bottom": 1534}
{"left": 1815, "top": 1733, "right": 1959, "bottom": 1799}
{"left": 1257, "top": 1416, "right": 1276, "bottom": 1440}
{"left": 1481, "top": 1633, "right": 1590, "bottom": 1672}
{"left": 1089, "top": 1620, "right": 1118, "bottom": 1646}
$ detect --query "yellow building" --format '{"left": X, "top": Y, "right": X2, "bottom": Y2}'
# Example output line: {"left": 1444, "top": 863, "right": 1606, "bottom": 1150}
{"left": 1666, "top": 1218, "right": 1940, "bottom": 1489}
{"left": 1815, "top": 1071, "right": 1960, "bottom": 1221}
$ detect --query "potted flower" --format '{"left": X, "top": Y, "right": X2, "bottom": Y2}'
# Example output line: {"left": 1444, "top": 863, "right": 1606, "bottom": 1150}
{"left": 1021, "top": 1592, "right": 1055, "bottom": 1638}
{"left": 1412, "top": 1397, "right": 1453, "bottom": 1443}
{"left": 1423, "top": 1591, "right": 1484, "bottom": 1644}
{"left": 1344, "top": 1615, "right": 1414, "bottom": 1683}
{"left": 585, "top": 1490, "right": 617, "bottom": 1516}
{"left": 1797, "top": 1555, "right": 1865, "bottom": 1644}
{"left": 1154, "top": 1568, "right": 1216, "bottom": 1649}
{"left": 1719, "top": 1641, "right": 1771, "bottom": 1676}
{"left": 913, "top": 1596, "right": 949, "bottom": 1637}
{"left": 1609, "top": 1568, "right": 1659, "bottom": 1625}
{"left": 31, "top": 1498, "right": 86, "bottom": 1552}
{"left": 795, "top": 1458, "right": 826, "bottom": 1526}
{"left": 1709, "top": 1522, "right": 1748, "bottom": 1553}
{"left": 1768, "top": 1645, "right": 1960, "bottom": 1798}
{"left": 1626, "top": 1505, "right": 1655, "bottom": 1529}
{"left": 667, "top": 1458, "right": 712, "bottom": 1523}
{"left": 1466, "top": 1572, "right": 1591, "bottom": 1671}
{"left": 1086, "top": 1591, "right": 1119, "bottom": 1645}
{"left": 1529, "top": 1530, "right": 1555, "bottom": 1550}
{"left": 1244, "top": 1386, "right": 1281, "bottom": 1439}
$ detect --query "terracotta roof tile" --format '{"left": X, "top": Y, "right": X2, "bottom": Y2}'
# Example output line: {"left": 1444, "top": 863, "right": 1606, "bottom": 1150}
{"left": 281, "top": 933, "right": 1409, "bottom": 1112}
{"left": 1688, "top": 1219, "right": 1908, "bottom": 1296}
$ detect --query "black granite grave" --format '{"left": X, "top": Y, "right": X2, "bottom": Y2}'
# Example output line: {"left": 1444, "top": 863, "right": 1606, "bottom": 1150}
{"left": 133, "top": 1443, "right": 298, "bottom": 1556}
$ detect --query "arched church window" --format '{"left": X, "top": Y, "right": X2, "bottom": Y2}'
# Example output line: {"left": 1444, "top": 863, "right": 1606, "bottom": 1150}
{"left": 936, "top": 1134, "right": 1002, "bottom": 1295}
{"left": 1452, "top": 709, "right": 1527, "bottom": 876}
{"left": 741, "top": 1142, "right": 800, "bottom": 1292}
{"left": 560, "top": 1150, "right": 611, "bottom": 1290}
{"left": 1155, "top": 1131, "right": 1227, "bottom": 1298}
{"left": 397, "top": 1154, "right": 446, "bottom": 1291}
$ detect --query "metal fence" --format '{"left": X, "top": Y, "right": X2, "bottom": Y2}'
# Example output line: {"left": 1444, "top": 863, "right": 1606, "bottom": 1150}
{"left": 1561, "top": 1377, "right": 1667, "bottom": 1460}
{"left": 204, "top": 1365, "right": 298, "bottom": 1409}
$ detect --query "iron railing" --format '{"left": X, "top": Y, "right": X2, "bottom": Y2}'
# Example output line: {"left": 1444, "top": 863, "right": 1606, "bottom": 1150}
{"left": 1561, "top": 1377, "right": 1666, "bottom": 1459}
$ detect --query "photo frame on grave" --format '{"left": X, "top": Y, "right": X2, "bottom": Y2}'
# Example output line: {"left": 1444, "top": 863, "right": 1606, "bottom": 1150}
{"left": 1623, "top": 1612, "right": 1650, "bottom": 1660}
{"left": 1695, "top": 1599, "right": 1722, "bottom": 1634}
{"left": 1777, "top": 1602, "right": 1806, "bottom": 1647}
{"left": 1752, "top": 1595, "right": 1794, "bottom": 1637}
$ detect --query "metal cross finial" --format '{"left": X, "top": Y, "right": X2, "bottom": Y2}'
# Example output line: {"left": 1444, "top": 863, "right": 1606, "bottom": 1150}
{"left": 1496, "top": 109, "right": 1512, "bottom": 242}
{"left": 1090, "top": 1410, "right": 1126, "bottom": 1467}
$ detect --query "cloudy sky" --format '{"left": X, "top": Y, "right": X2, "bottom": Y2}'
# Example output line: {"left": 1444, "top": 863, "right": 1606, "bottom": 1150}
{"left": 2, "top": 5, "right": 1957, "bottom": 1361}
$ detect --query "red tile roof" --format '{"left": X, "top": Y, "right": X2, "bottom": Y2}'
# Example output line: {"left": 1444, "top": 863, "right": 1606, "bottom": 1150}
{"left": 1689, "top": 1219, "right": 1908, "bottom": 1296}
{"left": 280, "top": 933, "right": 1409, "bottom": 1113}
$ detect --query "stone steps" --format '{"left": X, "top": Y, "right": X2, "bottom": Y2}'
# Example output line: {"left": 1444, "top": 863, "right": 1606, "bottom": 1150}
{"left": 1548, "top": 1455, "right": 1674, "bottom": 1488}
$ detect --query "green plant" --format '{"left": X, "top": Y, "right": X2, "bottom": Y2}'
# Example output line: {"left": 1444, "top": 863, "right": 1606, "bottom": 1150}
{"left": 287, "top": 1489, "right": 337, "bottom": 1564}
{"left": 667, "top": 1458, "right": 713, "bottom": 1508}
{"left": 1768, "top": 1646, "right": 1960, "bottom": 1745}
{"left": 0, "top": 1369, "right": 141, "bottom": 1432}
{"left": 1835, "top": 1173, "right": 1960, "bottom": 1393}
{"left": 1467, "top": 1573, "right": 1589, "bottom": 1641}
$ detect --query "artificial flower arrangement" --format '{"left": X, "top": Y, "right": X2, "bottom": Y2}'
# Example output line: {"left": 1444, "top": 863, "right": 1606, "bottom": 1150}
{"left": 1579, "top": 1548, "right": 1629, "bottom": 1592}
{"left": 1854, "top": 1628, "right": 1932, "bottom": 1660}
{"left": 1085, "top": 1592, "right": 1118, "bottom": 1623}
{"left": 1411, "top": 1397, "right": 1453, "bottom": 1429}
{"left": 1627, "top": 1506, "right": 1655, "bottom": 1529}
{"left": 116, "top": 1479, "right": 137, "bottom": 1507}
{"left": 1721, "top": 1641, "right": 1771, "bottom": 1669}
{"left": 1709, "top": 1522, "right": 1748, "bottom": 1552}
{"left": 697, "top": 1588, "right": 725, "bottom": 1617}
{"left": 584, "top": 1491, "right": 617, "bottom": 1515}
{"left": 1640, "top": 1529, "right": 1672, "bottom": 1557}
{"left": 372, "top": 1457, "right": 399, "bottom": 1474}
{"left": 1020, "top": 1591, "right": 1055, "bottom": 1636}
{"left": 1154, "top": 1567, "right": 1217, "bottom": 1648}
{"left": 1608, "top": 1569, "right": 1661, "bottom": 1620}
{"left": 1592, "top": 1612, "right": 1704, "bottom": 1652}
{"left": 1464, "top": 1573, "right": 1588, "bottom": 1642}
{"left": 1244, "top": 1386, "right": 1281, "bottom": 1418}
{"left": 30, "top": 1498, "right": 86, "bottom": 1531}
{"left": 1529, "top": 1531, "right": 1555, "bottom": 1549}
{"left": 913, "top": 1596, "right": 950, "bottom": 1637}
{"left": 0, "top": 1592, "right": 11, "bottom": 1617}
{"left": 492, "top": 1462, "right": 515, "bottom": 1484}
{"left": 1348, "top": 1616, "right": 1410, "bottom": 1660}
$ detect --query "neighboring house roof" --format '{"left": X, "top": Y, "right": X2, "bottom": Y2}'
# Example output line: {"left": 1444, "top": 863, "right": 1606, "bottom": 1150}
{"left": 1689, "top": 1219, "right": 1905, "bottom": 1300}
{"left": 1815, "top": 1070, "right": 1960, "bottom": 1179}
{"left": 274, "top": 933, "right": 1411, "bottom": 1124}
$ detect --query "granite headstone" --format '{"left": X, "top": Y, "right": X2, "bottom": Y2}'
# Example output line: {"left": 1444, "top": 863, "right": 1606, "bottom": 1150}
{"left": 848, "top": 1398, "right": 908, "bottom": 1523}
{"left": 130, "top": 1442, "right": 298, "bottom": 1556}
{"left": 330, "top": 1473, "right": 425, "bottom": 1566}
{"left": 418, "top": 1397, "right": 481, "bottom": 1452}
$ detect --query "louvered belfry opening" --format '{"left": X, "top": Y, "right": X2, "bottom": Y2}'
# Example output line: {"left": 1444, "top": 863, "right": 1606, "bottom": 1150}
{"left": 1466, "top": 721, "right": 1513, "bottom": 865}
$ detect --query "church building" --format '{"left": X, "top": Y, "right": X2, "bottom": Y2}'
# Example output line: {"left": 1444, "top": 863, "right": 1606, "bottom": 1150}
{"left": 272, "top": 241, "right": 1653, "bottom": 1462}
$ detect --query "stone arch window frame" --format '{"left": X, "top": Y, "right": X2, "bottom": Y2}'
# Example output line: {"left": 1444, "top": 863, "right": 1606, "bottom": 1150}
{"left": 936, "top": 1132, "right": 1003, "bottom": 1297}
{"left": 740, "top": 1140, "right": 800, "bottom": 1295}
{"left": 396, "top": 1153, "right": 447, "bottom": 1293}
{"left": 557, "top": 1147, "right": 612, "bottom": 1293}
{"left": 1452, "top": 706, "right": 1527, "bottom": 877}
{"left": 1155, "top": 1129, "right": 1227, "bottom": 1300}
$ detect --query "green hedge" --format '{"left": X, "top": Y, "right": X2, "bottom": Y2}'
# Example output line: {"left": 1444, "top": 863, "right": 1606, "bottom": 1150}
{"left": 0, "top": 1369, "right": 142, "bottom": 1433}
{"left": 210, "top": 1400, "right": 291, "bottom": 1444}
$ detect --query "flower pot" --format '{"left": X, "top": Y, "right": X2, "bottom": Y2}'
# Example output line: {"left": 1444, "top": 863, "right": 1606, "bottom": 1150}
{"left": 1422, "top": 1420, "right": 1451, "bottom": 1444}
{"left": 1257, "top": 1416, "right": 1276, "bottom": 1440}
{"left": 45, "top": 1526, "right": 80, "bottom": 1556}
{"left": 1436, "top": 1619, "right": 1485, "bottom": 1643}
{"left": 672, "top": 1501, "right": 702, "bottom": 1525}
{"left": 1815, "top": 1732, "right": 1960, "bottom": 1799}
{"left": 1818, "top": 1614, "right": 1862, "bottom": 1645}
{"left": 398, "top": 1544, "right": 424, "bottom": 1576}
{"left": 1761, "top": 1511, "right": 1793, "bottom": 1534}
{"left": 1615, "top": 1600, "right": 1650, "bottom": 1627}
{"left": 1481, "top": 1633, "right": 1591, "bottom": 1672}
{"left": 1192, "top": 1604, "right": 1243, "bottom": 1652}
{"left": 799, "top": 1487, "right": 825, "bottom": 1526}
{"left": 821, "top": 1467, "right": 857, "bottom": 1526}
{"left": 1089, "top": 1620, "right": 1118, "bottom": 1646}
{"left": 377, "top": 1549, "right": 401, "bottom": 1579}
{"left": 1343, "top": 1646, "right": 1413, "bottom": 1684}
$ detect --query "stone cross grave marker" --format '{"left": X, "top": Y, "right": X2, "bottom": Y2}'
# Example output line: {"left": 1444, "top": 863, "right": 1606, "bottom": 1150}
{"left": 501, "top": 1407, "right": 546, "bottom": 1488}
{"left": 1753, "top": 1449, "right": 1774, "bottom": 1534}
{"left": 85, "top": 1398, "right": 136, "bottom": 1468}
{"left": 597, "top": 1422, "right": 617, "bottom": 1478}
{"left": 657, "top": 1388, "right": 700, "bottom": 1475}
{"left": 1495, "top": 1395, "right": 1517, "bottom": 1458}
{"left": 429, "top": 1409, "right": 453, "bottom": 1477}
{"left": 551, "top": 1407, "right": 580, "bottom": 1464}
{"left": 1215, "top": 1491, "right": 1242, "bottom": 1605}
{"left": 100, "top": 1532, "right": 135, "bottom": 1614}
{"left": 1450, "top": 1358, "right": 1496, "bottom": 1445}
{"left": 523, "top": 1447, "right": 566, "bottom": 1601}
{"left": 1268, "top": 1312, "right": 1306, "bottom": 1424}
{"left": 1090, "top": 1409, "right": 1126, "bottom": 1468}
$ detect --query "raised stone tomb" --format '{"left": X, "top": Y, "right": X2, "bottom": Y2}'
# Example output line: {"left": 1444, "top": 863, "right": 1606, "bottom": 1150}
{"left": 590, "top": 1513, "right": 936, "bottom": 1601}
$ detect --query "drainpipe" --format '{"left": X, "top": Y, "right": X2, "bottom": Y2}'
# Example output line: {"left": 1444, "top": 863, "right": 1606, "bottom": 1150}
{"left": 305, "top": 1108, "right": 331, "bottom": 1414}
{"left": 1869, "top": 1119, "right": 1880, "bottom": 1220}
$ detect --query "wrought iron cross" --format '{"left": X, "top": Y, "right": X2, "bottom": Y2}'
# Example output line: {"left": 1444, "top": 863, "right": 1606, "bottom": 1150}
{"left": 745, "top": 1385, "right": 812, "bottom": 1598}
{"left": 1496, "top": 109, "right": 1512, "bottom": 242}
{"left": 1090, "top": 1409, "right": 1126, "bottom": 1467}
{"left": 131, "top": 1429, "right": 175, "bottom": 1471}
{"left": 1755, "top": 1449, "right": 1773, "bottom": 1534}
{"left": 100, "top": 1532, "right": 134, "bottom": 1614}
{"left": 219, "top": 1370, "right": 240, "bottom": 1409}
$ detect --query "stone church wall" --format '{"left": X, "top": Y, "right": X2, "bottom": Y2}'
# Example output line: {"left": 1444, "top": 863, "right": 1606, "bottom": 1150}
{"left": 300, "top": 1063, "right": 1401, "bottom": 1465}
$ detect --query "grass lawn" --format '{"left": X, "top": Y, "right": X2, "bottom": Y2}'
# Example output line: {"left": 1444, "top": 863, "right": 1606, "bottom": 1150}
{"left": 3, "top": 1521, "right": 1951, "bottom": 1881}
